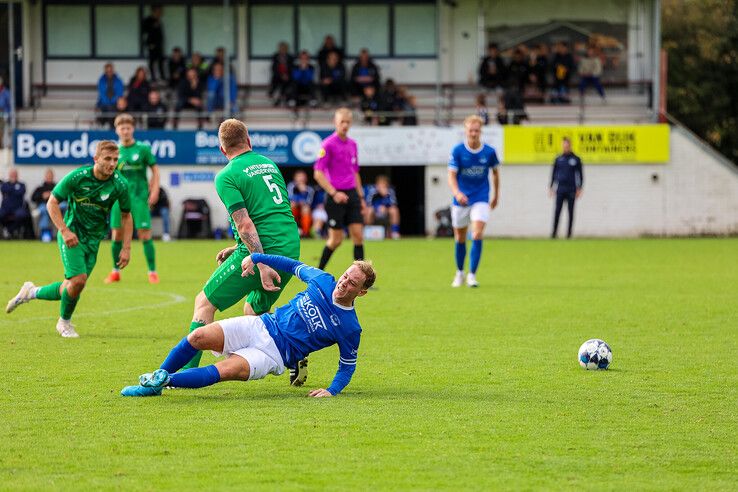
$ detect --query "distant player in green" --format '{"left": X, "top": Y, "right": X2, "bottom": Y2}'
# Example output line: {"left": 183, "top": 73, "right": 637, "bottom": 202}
{"left": 5, "top": 141, "right": 133, "bottom": 337}
{"left": 181, "top": 118, "right": 301, "bottom": 370}
{"left": 104, "top": 113, "right": 161, "bottom": 284}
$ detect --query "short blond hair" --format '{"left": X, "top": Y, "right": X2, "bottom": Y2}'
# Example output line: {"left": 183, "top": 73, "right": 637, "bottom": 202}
{"left": 335, "top": 107, "right": 352, "bottom": 120}
{"left": 353, "top": 260, "right": 376, "bottom": 290}
{"left": 95, "top": 140, "right": 119, "bottom": 157}
{"left": 464, "top": 114, "right": 484, "bottom": 128}
{"left": 114, "top": 113, "right": 135, "bottom": 128}
{"left": 218, "top": 119, "right": 250, "bottom": 153}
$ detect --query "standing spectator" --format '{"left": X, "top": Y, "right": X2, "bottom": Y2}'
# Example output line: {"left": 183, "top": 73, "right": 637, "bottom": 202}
{"left": 0, "top": 168, "right": 29, "bottom": 238}
{"left": 188, "top": 52, "right": 209, "bottom": 83}
{"left": 175, "top": 67, "right": 205, "bottom": 129}
{"left": 96, "top": 63, "right": 124, "bottom": 127}
{"left": 167, "top": 47, "right": 186, "bottom": 91}
{"left": 549, "top": 137, "right": 583, "bottom": 239}
{"left": 287, "top": 170, "right": 316, "bottom": 238}
{"left": 317, "top": 35, "right": 345, "bottom": 72}
{"left": 366, "top": 175, "right": 401, "bottom": 239}
{"left": 288, "top": 51, "right": 317, "bottom": 108}
{"left": 578, "top": 46, "right": 606, "bottom": 102}
{"left": 0, "top": 77, "right": 11, "bottom": 148}
{"left": 313, "top": 107, "right": 367, "bottom": 270}
{"left": 144, "top": 89, "right": 168, "bottom": 129}
{"left": 397, "top": 86, "right": 418, "bottom": 126}
{"left": 31, "top": 168, "right": 63, "bottom": 242}
{"left": 507, "top": 48, "right": 529, "bottom": 96}
{"left": 551, "top": 42, "right": 575, "bottom": 104}
{"left": 127, "top": 66, "right": 151, "bottom": 112}
{"left": 206, "top": 62, "right": 238, "bottom": 115}
{"left": 350, "top": 49, "right": 381, "bottom": 97}
{"left": 479, "top": 43, "right": 507, "bottom": 93}
{"left": 503, "top": 89, "right": 528, "bottom": 125}
{"left": 151, "top": 185, "right": 171, "bottom": 241}
{"left": 496, "top": 97, "right": 508, "bottom": 125}
{"left": 319, "top": 51, "right": 347, "bottom": 105}
{"left": 269, "top": 42, "right": 294, "bottom": 106}
{"left": 360, "top": 85, "right": 381, "bottom": 126}
{"left": 531, "top": 43, "right": 550, "bottom": 101}
{"left": 476, "top": 93, "right": 490, "bottom": 125}
{"left": 142, "top": 5, "right": 165, "bottom": 82}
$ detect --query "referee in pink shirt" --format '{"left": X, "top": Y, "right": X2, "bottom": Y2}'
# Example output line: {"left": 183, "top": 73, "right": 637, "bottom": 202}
{"left": 314, "top": 107, "right": 367, "bottom": 270}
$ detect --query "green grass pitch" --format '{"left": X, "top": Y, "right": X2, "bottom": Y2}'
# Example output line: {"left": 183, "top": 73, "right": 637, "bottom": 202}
{"left": 1, "top": 238, "right": 736, "bottom": 489}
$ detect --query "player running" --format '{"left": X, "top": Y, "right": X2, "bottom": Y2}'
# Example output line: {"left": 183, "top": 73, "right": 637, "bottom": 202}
{"left": 179, "top": 118, "right": 301, "bottom": 372}
{"left": 120, "top": 254, "right": 375, "bottom": 397}
{"left": 104, "top": 113, "right": 161, "bottom": 284}
{"left": 6, "top": 141, "right": 133, "bottom": 337}
{"left": 448, "top": 115, "right": 500, "bottom": 288}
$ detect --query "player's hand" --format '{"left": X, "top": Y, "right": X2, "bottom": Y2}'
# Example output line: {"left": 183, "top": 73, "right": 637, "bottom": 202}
{"left": 333, "top": 191, "right": 349, "bottom": 204}
{"left": 217, "top": 246, "right": 236, "bottom": 265}
{"left": 576, "top": 188, "right": 583, "bottom": 199}
{"left": 258, "top": 265, "right": 282, "bottom": 292}
{"left": 117, "top": 247, "right": 131, "bottom": 269}
{"left": 240, "top": 255, "right": 256, "bottom": 276}
{"left": 148, "top": 190, "right": 159, "bottom": 207}
{"left": 61, "top": 228, "right": 79, "bottom": 248}
{"left": 490, "top": 196, "right": 499, "bottom": 209}
{"left": 455, "top": 192, "right": 469, "bottom": 206}
{"left": 548, "top": 188, "right": 555, "bottom": 198}
{"left": 308, "top": 388, "right": 332, "bottom": 398}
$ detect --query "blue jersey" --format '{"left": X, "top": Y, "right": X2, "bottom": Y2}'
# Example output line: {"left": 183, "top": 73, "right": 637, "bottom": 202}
{"left": 287, "top": 181, "right": 315, "bottom": 206}
{"left": 448, "top": 143, "right": 499, "bottom": 206}
{"left": 253, "top": 254, "right": 361, "bottom": 395}
{"left": 366, "top": 186, "right": 397, "bottom": 212}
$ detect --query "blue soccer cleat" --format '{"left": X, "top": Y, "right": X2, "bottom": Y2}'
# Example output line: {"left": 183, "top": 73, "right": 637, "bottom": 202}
{"left": 120, "top": 384, "right": 163, "bottom": 397}
{"left": 139, "top": 369, "right": 171, "bottom": 388}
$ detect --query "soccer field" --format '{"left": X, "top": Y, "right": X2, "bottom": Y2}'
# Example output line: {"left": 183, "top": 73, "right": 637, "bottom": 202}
{"left": 1, "top": 238, "right": 736, "bottom": 489}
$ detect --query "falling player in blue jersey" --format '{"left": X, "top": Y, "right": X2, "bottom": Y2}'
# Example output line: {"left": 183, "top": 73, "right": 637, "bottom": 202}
{"left": 447, "top": 115, "right": 500, "bottom": 288}
{"left": 121, "top": 254, "right": 376, "bottom": 398}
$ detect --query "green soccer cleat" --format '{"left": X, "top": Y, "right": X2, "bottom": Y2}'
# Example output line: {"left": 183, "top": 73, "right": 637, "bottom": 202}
{"left": 139, "top": 369, "right": 171, "bottom": 388}
{"left": 120, "top": 385, "right": 164, "bottom": 397}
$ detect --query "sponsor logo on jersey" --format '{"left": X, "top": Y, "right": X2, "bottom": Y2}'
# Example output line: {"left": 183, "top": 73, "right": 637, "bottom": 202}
{"left": 298, "top": 295, "right": 327, "bottom": 333}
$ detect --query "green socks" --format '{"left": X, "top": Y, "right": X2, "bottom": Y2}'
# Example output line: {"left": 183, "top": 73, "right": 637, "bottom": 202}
{"left": 35, "top": 282, "right": 62, "bottom": 301}
{"left": 60, "top": 288, "right": 79, "bottom": 320}
{"left": 180, "top": 321, "right": 206, "bottom": 370}
{"left": 143, "top": 239, "right": 156, "bottom": 272}
{"left": 112, "top": 241, "right": 122, "bottom": 269}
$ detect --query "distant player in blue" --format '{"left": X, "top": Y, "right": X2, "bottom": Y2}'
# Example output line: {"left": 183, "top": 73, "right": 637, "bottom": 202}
{"left": 121, "top": 254, "right": 376, "bottom": 398}
{"left": 447, "top": 115, "right": 500, "bottom": 288}
{"left": 366, "top": 175, "right": 401, "bottom": 239}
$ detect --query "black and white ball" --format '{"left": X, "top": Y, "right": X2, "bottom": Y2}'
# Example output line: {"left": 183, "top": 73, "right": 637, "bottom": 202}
{"left": 578, "top": 339, "right": 612, "bottom": 370}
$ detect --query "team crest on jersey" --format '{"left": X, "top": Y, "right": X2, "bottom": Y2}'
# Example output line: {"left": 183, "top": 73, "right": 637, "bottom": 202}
{"left": 100, "top": 193, "right": 110, "bottom": 201}
{"left": 569, "top": 158, "right": 576, "bottom": 166}
{"left": 480, "top": 158, "right": 487, "bottom": 164}
{"left": 132, "top": 154, "right": 139, "bottom": 161}
{"left": 330, "top": 314, "right": 340, "bottom": 326}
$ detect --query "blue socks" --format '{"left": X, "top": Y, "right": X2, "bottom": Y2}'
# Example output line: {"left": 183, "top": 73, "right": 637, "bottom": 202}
{"left": 391, "top": 224, "right": 400, "bottom": 234}
{"left": 160, "top": 337, "right": 199, "bottom": 373}
{"left": 454, "top": 242, "right": 467, "bottom": 271}
{"left": 470, "top": 239, "right": 483, "bottom": 274}
{"left": 169, "top": 365, "right": 221, "bottom": 389}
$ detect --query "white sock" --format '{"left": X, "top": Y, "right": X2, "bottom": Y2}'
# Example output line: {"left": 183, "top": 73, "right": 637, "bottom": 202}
{"left": 29, "top": 287, "right": 39, "bottom": 299}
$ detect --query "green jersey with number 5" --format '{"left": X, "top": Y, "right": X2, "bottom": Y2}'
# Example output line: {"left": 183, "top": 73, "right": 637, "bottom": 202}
{"left": 214, "top": 151, "right": 299, "bottom": 254}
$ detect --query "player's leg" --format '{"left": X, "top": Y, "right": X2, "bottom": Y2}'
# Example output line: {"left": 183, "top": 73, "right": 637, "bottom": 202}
{"left": 466, "top": 203, "right": 491, "bottom": 287}
{"left": 106, "top": 201, "right": 123, "bottom": 283}
{"left": 566, "top": 192, "right": 576, "bottom": 238}
{"left": 299, "top": 203, "right": 312, "bottom": 237}
{"left": 389, "top": 205, "right": 401, "bottom": 239}
{"left": 451, "top": 204, "right": 471, "bottom": 287}
{"left": 347, "top": 190, "right": 365, "bottom": 261}
{"left": 319, "top": 195, "right": 346, "bottom": 269}
{"left": 552, "top": 192, "right": 565, "bottom": 238}
{"left": 132, "top": 199, "right": 158, "bottom": 283}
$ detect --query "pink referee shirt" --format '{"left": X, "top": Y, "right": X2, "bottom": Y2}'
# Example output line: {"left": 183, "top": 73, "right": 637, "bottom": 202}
{"left": 313, "top": 132, "right": 359, "bottom": 191}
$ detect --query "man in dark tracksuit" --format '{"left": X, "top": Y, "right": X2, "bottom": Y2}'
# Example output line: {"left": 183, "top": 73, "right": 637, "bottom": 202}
{"left": 549, "top": 137, "right": 583, "bottom": 238}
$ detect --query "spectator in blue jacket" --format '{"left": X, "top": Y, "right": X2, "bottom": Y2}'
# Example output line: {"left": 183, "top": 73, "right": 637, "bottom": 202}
{"left": 206, "top": 62, "right": 238, "bottom": 114}
{"left": 0, "top": 168, "right": 29, "bottom": 237}
{"left": 97, "top": 63, "right": 124, "bottom": 127}
{"left": 0, "top": 77, "right": 11, "bottom": 148}
{"left": 549, "top": 137, "right": 583, "bottom": 238}
{"left": 289, "top": 51, "right": 317, "bottom": 108}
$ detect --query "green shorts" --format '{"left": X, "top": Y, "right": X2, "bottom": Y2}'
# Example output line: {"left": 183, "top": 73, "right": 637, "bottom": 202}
{"left": 203, "top": 245, "right": 300, "bottom": 314}
{"left": 110, "top": 197, "right": 151, "bottom": 230}
{"left": 58, "top": 233, "right": 100, "bottom": 279}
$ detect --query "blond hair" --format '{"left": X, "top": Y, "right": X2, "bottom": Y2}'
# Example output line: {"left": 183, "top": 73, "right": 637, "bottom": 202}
{"left": 335, "top": 107, "right": 353, "bottom": 120}
{"left": 114, "top": 113, "right": 135, "bottom": 128}
{"left": 95, "top": 140, "right": 119, "bottom": 157}
{"left": 463, "top": 114, "right": 484, "bottom": 128}
{"left": 353, "top": 260, "right": 376, "bottom": 290}
{"left": 218, "top": 119, "right": 250, "bottom": 153}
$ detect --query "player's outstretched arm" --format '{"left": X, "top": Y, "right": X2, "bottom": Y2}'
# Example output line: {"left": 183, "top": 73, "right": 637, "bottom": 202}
{"left": 242, "top": 253, "right": 325, "bottom": 284}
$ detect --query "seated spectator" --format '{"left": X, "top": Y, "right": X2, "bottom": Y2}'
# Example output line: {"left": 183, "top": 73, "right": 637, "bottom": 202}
{"left": 396, "top": 86, "right": 418, "bottom": 126}
{"left": 206, "top": 62, "right": 239, "bottom": 115}
{"left": 151, "top": 186, "right": 171, "bottom": 241}
{"left": 0, "top": 77, "right": 11, "bottom": 148}
{"left": 378, "top": 79, "right": 399, "bottom": 125}
{"left": 578, "top": 46, "right": 606, "bottom": 101}
{"left": 288, "top": 51, "right": 317, "bottom": 108}
{"left": 175, "top": 68, "right": 206, "bottom": 130}
{"left": 287, "top": 170, "right": 315, "bottom": 238}
{"left": 208, "top": 46, "right": 234, "bottom": 77}
{"left": 502, "top": 90, "right": 528, "bottom": 125}
{"left": 115, "top": 96, "right": 129, "bottom": 120}
{"left": 311, "top": 188, "right": 327, "bottom": 239}
{"left": 350, "top": 48, "right": 381, "bottom": 97}
{"left": 319, "top": 51, "right": 347, "bottom": 105}
{"left": 530, "top": 43, "right": 550, "bottom": 102}
{"left": 507, "top": 48, "right": 529, "bottom": 96}
{"left": 31, "top": 168, "right": 65, "bottom": 242}
{"left": 366, "top": 175, "right": 400, "bottom": 239}
{"left": 317, "top": 35, "right": 345, "bottom": 72}
{"left": 269, "top": 41, "right": 294, "bottom": 106}
{"left": 168, "top": 47, "right": 187, "bottom": 91}
{"left": 476, "top": 93, "right": 490, "bottom": 125}
{"left": 187, "top": 52, "right": 209, "bottom": 83}
{"left": 360, "top": 85, "right": 381, "bottom": 125}
{"left": 127, "top": 66, "right": 151, "bottom": 112}
{"left": 479, "top": 43, "right": 507, "bottom": 93}
{"left": 496, "top": 97, "right": 508, "bottom": 125}
{"left": 96, "top": 63, "right": 124, "bottom": 127}
{"left": 0, "top": 168, "right": 29, "bottom": 239}
{"left": 551, "top": 42, "right": 574, "bottom": 104}
{"left": 144, "top": 89, "right": 168, "bottom": 129}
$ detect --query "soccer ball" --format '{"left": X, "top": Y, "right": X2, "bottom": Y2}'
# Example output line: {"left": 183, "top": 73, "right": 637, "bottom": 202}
{"left": 578, "top": 339, "right": 612, "bottom": 370}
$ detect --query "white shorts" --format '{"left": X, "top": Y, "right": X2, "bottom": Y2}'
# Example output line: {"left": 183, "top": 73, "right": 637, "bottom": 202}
{"left": 216, "top": 316, "right": 285, "bottom": 380}
{"left": 312, "top": 207, "right": 328, "bottom": 222}
{"left": 451, "top": 202, "right": 491, "bottom": 228}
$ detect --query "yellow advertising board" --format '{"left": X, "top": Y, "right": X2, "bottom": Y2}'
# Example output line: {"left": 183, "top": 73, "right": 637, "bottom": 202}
{"left": 503, "top": 125, "right": 670, "bottom": 164}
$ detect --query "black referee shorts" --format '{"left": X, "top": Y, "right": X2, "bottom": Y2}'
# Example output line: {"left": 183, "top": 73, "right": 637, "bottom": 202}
{"left": 325, "top": 189, "right": 363, "bottom": 229}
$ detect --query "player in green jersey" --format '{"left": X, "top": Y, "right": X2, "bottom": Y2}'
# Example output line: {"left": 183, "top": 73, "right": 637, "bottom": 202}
{"left": 5, "top": 141, "right": 133, "bottom": 337}
{"left": 180, "top": 118, "right": 301, "bottom": 370}
{"left": 104, "top": 113, "right": 161, "bottom": 284}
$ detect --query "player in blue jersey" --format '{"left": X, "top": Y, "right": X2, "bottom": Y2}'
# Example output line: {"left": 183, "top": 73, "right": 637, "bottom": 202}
{"left": 447, "top": 115, "right": 500, "bottom": 288}
{"left": 120, "top": 254, "right": 376, "bottom": 398}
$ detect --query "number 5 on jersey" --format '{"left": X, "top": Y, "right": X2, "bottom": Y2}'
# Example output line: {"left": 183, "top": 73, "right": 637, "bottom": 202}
{"left": 263, "top": 175, "right": 284, "bottom": 204}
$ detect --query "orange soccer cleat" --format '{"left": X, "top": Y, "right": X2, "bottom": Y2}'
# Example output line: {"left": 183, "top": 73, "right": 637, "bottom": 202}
{"left": 104, "top": 271, "right": 121, "bottom": 284}
{"left": 148, "top": 272, "right": 160, "bottom": 284}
